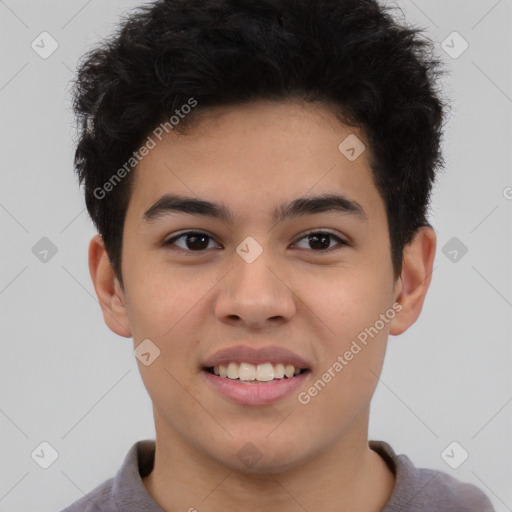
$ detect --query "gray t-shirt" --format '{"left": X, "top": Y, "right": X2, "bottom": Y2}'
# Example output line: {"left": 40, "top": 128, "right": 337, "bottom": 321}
{"left": 60, "top": 439, "right": 495, "bottom": 511}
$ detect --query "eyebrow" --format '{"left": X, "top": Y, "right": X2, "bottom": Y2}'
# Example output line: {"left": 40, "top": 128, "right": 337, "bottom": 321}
{"left": 142, "top": 192, "right": 368, "bottom": 224}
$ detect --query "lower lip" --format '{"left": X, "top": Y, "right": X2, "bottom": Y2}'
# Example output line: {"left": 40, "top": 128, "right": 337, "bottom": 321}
{"left": 202, "top": 369, "right": 311, "bottom": 406}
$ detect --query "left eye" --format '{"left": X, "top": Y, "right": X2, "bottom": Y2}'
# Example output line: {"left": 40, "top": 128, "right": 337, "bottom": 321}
{"left": 292, "top": 231, "right": 348, "bottom": 252}
{"left": 163, "top": 231, "right": 348, "bottom": 254}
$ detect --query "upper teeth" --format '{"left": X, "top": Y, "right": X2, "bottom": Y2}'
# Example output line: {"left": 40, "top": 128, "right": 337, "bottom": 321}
{"left": 212, "top": 362, "right": 302, "bottom": 381}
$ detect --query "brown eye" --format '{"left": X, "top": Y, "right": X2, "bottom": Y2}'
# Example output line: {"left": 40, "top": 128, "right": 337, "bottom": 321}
{"left": 293, "top": 231, "right": 348, "bottom": 253}
{"left": 163, "top": 231, "right": 219, "bottom": 253}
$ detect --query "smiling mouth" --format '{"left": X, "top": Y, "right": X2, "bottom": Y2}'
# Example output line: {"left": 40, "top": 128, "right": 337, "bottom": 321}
{"left": 203, "top": 362, "right": 310, "bottom": 383}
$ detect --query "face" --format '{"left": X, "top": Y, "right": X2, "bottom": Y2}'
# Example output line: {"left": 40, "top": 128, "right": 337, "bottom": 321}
{"left": 92, "top": 99, "right": 428, "bottom": 473}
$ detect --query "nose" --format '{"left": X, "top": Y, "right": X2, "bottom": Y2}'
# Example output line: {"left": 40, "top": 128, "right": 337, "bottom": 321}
{"left": 214, "top": 247, "right": 297, "bottom": 330}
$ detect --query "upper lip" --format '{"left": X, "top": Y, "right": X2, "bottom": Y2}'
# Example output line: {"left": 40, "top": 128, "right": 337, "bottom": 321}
{"left": 202, "top": 345, "right": 312, "bottom": 369}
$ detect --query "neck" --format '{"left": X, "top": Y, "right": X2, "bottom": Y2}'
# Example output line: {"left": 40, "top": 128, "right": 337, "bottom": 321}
{"left": 143, "top": 410, "right": 395, "bottom": 512}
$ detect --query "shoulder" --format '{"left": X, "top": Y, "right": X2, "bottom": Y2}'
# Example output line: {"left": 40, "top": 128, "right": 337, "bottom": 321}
{"left": 409, "top": 466, "right": 495, "bottom": 511}
{"left": 59, "top": 439, "right": 158, "bottom": 512}
{"left": 59, "top": 478, "right": 115, "bottom": 512}
{"left": 370, "top": 440, "right": 495, "bottom": 512}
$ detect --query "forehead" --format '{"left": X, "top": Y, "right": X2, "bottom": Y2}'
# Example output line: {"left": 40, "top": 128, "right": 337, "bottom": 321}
{"left": 127, "top": 99, "right": 385, "bottom": 227}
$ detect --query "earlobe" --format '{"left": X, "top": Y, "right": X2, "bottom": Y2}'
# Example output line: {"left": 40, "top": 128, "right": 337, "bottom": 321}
{"left": 389, "top": 226, "right": 437, "bottom": 336}
{"left": 88, "top": 234, "right": 132, "bottom": 338}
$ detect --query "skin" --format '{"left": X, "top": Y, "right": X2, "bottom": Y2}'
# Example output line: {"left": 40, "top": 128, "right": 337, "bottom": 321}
{"left": 89, "top": 99, "right": 436, "bottom": 512}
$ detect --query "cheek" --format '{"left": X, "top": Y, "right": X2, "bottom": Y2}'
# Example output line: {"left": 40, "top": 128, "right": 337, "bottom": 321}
{"left": 297, "top": 265, "right": 392, "bottom": 397}
{"left": 123, "top": 259, "right": 212, "bottom": 339}
{"left": 297, "top": 263, "right": 391, "bottom": 335}
{"left": 124, "top": 263, "right": 214, "bottom": 382}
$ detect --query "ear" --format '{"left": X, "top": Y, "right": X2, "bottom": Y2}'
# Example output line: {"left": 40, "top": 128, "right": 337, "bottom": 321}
{"left": 389, "top": 225, "right": 437, "bottom": 336}
{"left": 88, "top": 234, "right": 132, "bottom": 338}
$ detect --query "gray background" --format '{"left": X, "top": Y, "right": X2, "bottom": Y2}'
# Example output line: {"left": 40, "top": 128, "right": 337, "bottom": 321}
{"left": 0, "top": 0, "right": 511, "bottom": 511}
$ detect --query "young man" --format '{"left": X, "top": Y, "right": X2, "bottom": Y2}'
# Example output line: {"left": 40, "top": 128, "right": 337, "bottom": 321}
{"left": 62, "top": 0, "right": 495, "bottom": 510}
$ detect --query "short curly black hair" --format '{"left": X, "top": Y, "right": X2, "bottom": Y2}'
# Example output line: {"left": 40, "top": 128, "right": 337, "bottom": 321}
{"left": 71, "top": 0, "right": 449, "bottom": 288}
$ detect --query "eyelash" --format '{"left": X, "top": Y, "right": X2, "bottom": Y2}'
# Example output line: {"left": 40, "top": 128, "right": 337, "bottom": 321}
{"left": 162, "top": 230, "right": 349, "bottom": 256}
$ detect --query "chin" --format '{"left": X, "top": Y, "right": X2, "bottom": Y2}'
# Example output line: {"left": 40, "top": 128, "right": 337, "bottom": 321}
{"left": 212, "top": 435, "right": 315, "bottom": 475}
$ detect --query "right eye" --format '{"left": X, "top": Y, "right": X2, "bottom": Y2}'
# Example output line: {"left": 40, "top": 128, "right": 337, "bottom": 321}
{"left": 162, "top": 231, "right": 221, "bottom": 254}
